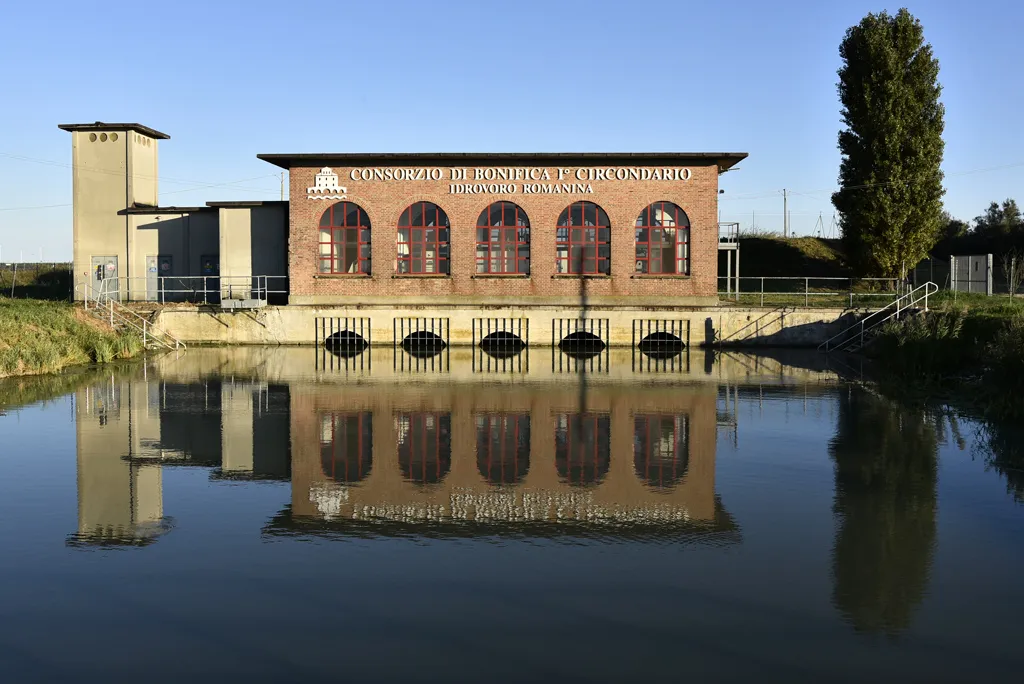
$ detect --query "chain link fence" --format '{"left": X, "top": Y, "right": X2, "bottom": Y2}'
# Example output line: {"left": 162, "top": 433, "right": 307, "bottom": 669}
{"left": 0, "top": 263, "right": 73, "bottom": 300}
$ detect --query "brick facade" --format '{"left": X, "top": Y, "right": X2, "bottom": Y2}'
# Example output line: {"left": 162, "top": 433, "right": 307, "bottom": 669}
{"left": 270, "top": 155, "right": 740, "bottom": 306}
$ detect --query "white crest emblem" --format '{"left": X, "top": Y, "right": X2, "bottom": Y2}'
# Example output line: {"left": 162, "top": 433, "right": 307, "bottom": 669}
{"left": 307, "top": 167, "right": 347, "bottom": 200}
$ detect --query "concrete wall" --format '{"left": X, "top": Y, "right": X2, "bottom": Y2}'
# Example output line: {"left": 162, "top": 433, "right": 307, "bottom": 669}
{"left": 70, "top": 130, "right": 130, "bottom": 293}
{"left": 70, "top": 127, "right": 166, "bottom": 298}
{"left": 151, "top": 304, "right": 852, "bottom": 347}
{"left": 251, "top": 204, "right": 288, "bottom": 279}
{"left": 128, "top": 131, "right": 158, "bottom": 207}
{"left": 219, "top": 207, "right": 252, "bottom": 296}
{"left": 128, "top": 210, "right": 219, "bottom": 301}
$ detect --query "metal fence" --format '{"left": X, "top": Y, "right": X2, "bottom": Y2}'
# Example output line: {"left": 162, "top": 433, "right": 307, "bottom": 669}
{"left": 0, "top": 262, "right": 73, "bottom": 299}
{"left": 914, "top": 255, "right": 1023, "bottom": 296}
{"left": 717, "top": 276, "right": 903, "bottom": 307}
{"left": 79, "top": 275, "right": 289, "bottom": 305}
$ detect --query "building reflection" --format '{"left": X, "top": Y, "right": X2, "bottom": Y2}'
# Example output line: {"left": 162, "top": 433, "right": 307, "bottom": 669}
{"left": 70, "top": 378, "right": 291, "bottom": 546}
{"left": 279, "top": 382, "right": 736, "bottom": 540}
{"left": 69, "top": 357, "right": 741, "bottom": 544}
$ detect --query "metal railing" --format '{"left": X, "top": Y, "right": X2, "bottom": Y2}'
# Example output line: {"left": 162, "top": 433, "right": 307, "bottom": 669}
{"left": 718, "top": 222, "right": 740, "bottom": 243}
{"left": 717, "top": 276, "right": 904, "bottom": 307}
{"left": 78, "top": 275, "right": 288, "bottom": 305}
{"left": 818, "top": 281, "right": 939, "bottom": 353}
{"left": 78, "top": 281, "right": 185, "bottom": 351}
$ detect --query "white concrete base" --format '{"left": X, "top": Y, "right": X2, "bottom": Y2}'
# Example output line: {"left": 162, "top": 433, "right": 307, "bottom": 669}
{"left": 150, "top": 304, "right": 856, "bottom": 347}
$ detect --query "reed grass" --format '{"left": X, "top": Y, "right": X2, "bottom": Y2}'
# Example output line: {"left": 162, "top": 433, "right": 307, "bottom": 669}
{"left": 0, "top": 298, "right": 142, "bottom": 378}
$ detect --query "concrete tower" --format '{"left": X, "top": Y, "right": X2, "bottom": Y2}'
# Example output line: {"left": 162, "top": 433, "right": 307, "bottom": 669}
{"left": 58, "top": 122, "right": 169, "bottom": 300}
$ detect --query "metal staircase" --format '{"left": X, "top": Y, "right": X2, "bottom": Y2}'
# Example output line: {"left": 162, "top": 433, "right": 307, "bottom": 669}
{"left": 818, "top": 282, "right": 938, "bottom": 353}
{"left": 78, "top": 282, "right": 186, "bottom": 351}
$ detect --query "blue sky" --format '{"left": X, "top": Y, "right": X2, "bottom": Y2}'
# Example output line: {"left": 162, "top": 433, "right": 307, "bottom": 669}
{"left": 0, "top": 0, "right": 1020, "bottom": 261}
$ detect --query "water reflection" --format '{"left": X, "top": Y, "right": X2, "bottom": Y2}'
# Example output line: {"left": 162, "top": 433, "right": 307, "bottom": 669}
{"left": 828, "top": 387, "right": 938, "bottom": 635}
{"left": 61, "top": 348, "right": 1017, "bottom": 641}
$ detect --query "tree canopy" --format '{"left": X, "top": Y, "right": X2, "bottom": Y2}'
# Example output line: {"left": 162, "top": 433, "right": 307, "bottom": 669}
{"left": 973, "top": 199, "right": 1023, "bottom": 238}
{"left": 832, "top": 9, "right": 946, "bottom": 278}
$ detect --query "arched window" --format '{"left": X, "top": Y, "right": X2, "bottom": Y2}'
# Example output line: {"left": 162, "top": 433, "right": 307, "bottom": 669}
{"left": 397, "top": 202, "right": 450, "bottom": 274}
{"left": 396, "top": 413, "right": 452, "bottom": 484}
{"left": 555, "top": 413, "right": 610, "bottom": 486}
{"left": 320, "top": 413, "right": 373, "bottom": 483}
{"left": 476, "top": 414, "right": 530, "bottom": 485}
{"left": 633, "top": 414, "right": 689, "bottom": 490}
{"left": 635, "top": 202, "right": 690, "bottom": 274}
{"left": 318, "top": 202, "right": 370, "bottom": 274}
{"left": 556, "top": 201, "right": 610, "bottom": 274}
{"left": 476, "top": 202, "right": 530, "bottom": 274}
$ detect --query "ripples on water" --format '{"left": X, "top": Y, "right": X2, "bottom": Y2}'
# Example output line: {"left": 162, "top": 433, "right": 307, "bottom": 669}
{"left": 0, "top": 347, "right": 1022, "bottom": 682}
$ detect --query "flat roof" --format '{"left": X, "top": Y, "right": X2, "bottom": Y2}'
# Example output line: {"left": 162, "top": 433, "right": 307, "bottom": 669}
{"left": 120, "top": 206, "right": 214, "bottom": 215}
{"left": 58, "top": 122, "right": 170, "bottom": 140}
{"left": 205, "top": 200, "right": 288, "bottom": 208}
{"left": 257, "top": 152, "right": 747, "bottom": 171}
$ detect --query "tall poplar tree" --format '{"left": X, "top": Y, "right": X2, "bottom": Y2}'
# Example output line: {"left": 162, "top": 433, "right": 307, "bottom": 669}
{"left": 832, "top": 9, "right": 945, "bottom": 278}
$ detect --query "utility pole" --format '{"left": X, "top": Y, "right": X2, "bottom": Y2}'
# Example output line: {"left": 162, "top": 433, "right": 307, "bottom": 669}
{"left": 782, "top": 189, "right": 788, "bottom": 238}
{"left": 280, "top": 172, "right": 285, "bottom": 201}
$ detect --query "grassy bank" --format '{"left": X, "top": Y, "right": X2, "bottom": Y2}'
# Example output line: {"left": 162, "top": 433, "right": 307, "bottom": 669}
{"left": 0, "top": 298, "right": 143, "bottom": 378}
{"left": 869, "top": 304, "right": 1024, "bottom": 417}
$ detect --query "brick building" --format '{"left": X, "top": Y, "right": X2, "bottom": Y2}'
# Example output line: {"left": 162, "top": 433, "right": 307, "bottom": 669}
{"left": 62, "top": 121, "right": 746, "bottom": 346}
{"left": 258, "top": 153, "right": 745, "bottom": 307}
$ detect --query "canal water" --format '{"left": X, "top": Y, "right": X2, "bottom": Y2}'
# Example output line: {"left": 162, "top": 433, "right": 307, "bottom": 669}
{"left": 0, "top": 347, "right": 1021, "bottom": 682}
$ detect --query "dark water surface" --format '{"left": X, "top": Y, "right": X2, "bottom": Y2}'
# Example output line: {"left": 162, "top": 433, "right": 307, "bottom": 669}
{"left": 1, "top": 348, "right": 1022, "bottom": 682}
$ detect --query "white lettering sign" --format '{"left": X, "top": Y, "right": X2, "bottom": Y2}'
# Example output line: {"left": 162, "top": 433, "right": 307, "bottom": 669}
{"left": 338, "top": 166, "right": 692, "bottom": 194}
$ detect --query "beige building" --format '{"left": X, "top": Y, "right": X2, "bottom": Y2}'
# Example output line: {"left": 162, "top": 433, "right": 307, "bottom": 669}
{"left": 59, "top": 122, "right": 288, "bottom": 304}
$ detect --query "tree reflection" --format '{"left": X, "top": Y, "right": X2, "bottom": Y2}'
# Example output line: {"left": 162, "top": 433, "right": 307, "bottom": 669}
{"left": 828, "top": 387, "right": 938, "bottom": 635}
{"left": 979, "top": 419, "right": 1024, "bottom": 504}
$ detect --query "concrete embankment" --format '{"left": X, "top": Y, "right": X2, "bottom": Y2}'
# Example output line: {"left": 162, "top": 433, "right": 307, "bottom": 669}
{"left": 150, "top": 304, "right": 859, "bottom": 347}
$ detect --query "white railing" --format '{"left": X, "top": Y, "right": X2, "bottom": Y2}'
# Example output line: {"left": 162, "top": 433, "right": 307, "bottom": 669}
{"left": 78, "top": 281, "right": 185, "bottom": 351}
{"left": 78, "top": 275, "right": 288, "bottom": 305}
{"left": 717, "top": 276, "right": 903, "bottom": 307}
{"left": 818, "top": 282, "right": 939, "bottom": 353}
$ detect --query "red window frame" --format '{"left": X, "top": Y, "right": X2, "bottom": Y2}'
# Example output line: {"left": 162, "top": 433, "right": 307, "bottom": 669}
{"left": 554, "top": 413, "right": 611, "bottom": 486}
{"left": 319, "top": 412, "right": 373, "bottom": 483}
{"left": 633, "top": 414, "right": 689, "bottom": 489}
{"left": 396, "top": 412, "right": 452, "bottom": 484}
{"left": 318, "top": 202, "right": 371, "bottom": 275}
{"left": 475, "top": 413, "right": 530, "bottom": 484}
{"left": 555, "top": 201, "right": 611, "bottom": 275}
{"left": 634, "top": 201, "right": 690, "bottom": 275}
{"left": 397, "top": 202, "right": 450, "bottom": 275}
{"left": 475, "top": 202, "right": 531, "bottom": 274}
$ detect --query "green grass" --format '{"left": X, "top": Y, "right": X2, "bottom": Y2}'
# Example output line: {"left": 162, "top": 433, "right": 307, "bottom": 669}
{"left": 869, "top": 308, "right": 1024, "bottom": 418}
{"left": 721, "top": 235, "right": 851, "bottom": 278}
{"left": 0, "top": 298, "right": 143, "bottom": 378}
{"left": 928, "top": 290, "right": 1024, "bottom": 318}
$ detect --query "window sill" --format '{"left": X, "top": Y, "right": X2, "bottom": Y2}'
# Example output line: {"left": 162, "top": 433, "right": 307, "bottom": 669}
{"left": 551, "top": 274, "right": 611, "bottom": 279}
{"left": 630, "top": 274, "right": 692, "bottom": 279}
{"left": 391, "top": 274, "right": 450, "bottom": 279}
{"left": 471, "top": 274, "right": 530, "bottom": 279}
{"left": 314, "top": 274, "right": 371, "bottom": 279}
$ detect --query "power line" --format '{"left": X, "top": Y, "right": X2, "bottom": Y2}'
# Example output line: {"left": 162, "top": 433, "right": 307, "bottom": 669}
{"left": 0, "top": 173, "right": 281, "bottom": 212}
{"left": 0, "top": 151, "right": 280, "bottom": 190}
{"left": 719, "top": 159, "right": 1024, "bottom": 202}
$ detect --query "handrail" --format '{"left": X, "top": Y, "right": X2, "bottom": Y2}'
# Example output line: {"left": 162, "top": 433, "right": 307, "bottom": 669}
{"left": 76, "top": 274, "right": 287, "bottom": 305}
{"left": 76, "top": 282, "right": 186, "bottom": 351}
{"left": 717, "top": 306, "right": 793, "bottom": 345}
{"left": 818, "top": 281, "right": 938, "bottom": 353}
